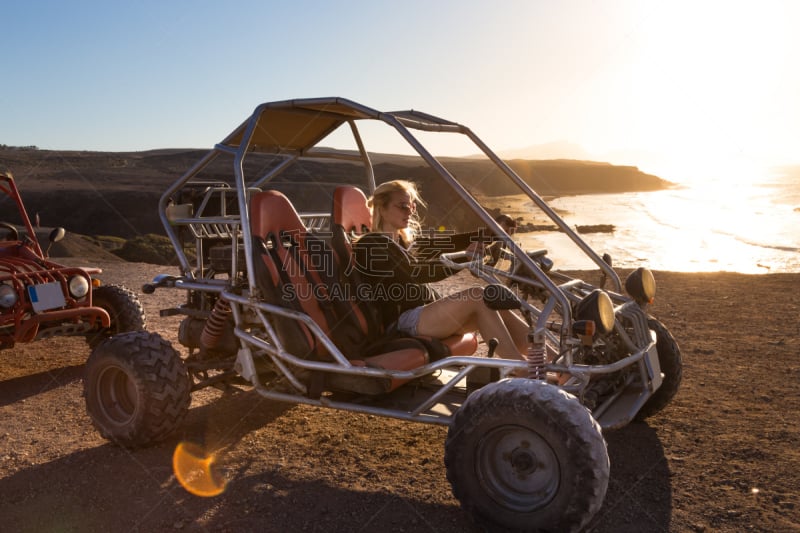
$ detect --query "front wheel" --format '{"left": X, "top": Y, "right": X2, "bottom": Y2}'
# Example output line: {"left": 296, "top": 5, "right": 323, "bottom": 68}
{"left": 86, "top": 284, "right": 146, "bottom": 347}
{"left": 445, "top": 379, "right": 609, "bottom": 532}
{"left": 635, "top": 317, "right": 683, "bottom": 420}
{"left": 84, "top": 331, "right": 190, "bottom": 448}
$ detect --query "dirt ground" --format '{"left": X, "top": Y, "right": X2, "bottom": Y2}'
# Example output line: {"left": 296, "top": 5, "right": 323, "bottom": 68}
{"left": 1, "top": 259, "right": 798, "bottom": 532}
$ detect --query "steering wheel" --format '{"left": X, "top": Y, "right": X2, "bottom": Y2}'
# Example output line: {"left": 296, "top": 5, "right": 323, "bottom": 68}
{"left": 0, "top": 222, "right": 19, "bottom": 241}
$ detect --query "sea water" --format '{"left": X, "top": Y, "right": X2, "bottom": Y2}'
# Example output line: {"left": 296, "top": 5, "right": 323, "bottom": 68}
{"left": 514, "top": 171, "right": 800, "bottom": 274}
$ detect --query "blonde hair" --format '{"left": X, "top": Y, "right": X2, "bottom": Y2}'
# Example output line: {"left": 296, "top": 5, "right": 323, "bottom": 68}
{"left": 368, "top": 179, "right": 426, "bottom": 244}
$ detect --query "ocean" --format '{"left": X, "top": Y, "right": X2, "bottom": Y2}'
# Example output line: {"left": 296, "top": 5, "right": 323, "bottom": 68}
{"left": 514, "top": 170, "right": 800, "bottom": 274}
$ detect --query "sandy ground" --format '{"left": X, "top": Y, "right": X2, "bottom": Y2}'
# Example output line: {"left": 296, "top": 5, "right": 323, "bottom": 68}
{"left": 1, "top": 259, "right": 799, "bottom": 532}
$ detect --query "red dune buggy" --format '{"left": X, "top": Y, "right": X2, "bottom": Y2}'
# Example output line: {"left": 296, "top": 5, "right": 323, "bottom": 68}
{"left": 0, "top": 170, "right": 145, "bottom": 350}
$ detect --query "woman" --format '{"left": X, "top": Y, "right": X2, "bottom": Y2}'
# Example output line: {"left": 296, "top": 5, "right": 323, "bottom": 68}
{"left": 352, "top": 180, "right": 528, "bottom": 360}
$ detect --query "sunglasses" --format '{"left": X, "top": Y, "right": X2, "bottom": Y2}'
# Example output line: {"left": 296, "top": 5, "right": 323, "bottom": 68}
{"left": 393, "top": 202, "right": 416, "bottom": 212}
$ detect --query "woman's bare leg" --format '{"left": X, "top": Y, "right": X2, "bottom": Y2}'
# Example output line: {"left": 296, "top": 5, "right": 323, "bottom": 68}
{"left": 500, "top": 310, "right": 530, "bottom": 352}
{"left": 414, "top": 288, "right": 523, "bottom": 359}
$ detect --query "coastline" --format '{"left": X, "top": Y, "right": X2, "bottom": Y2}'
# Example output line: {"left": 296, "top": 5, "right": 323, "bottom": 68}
{"left": 473, "top": 190, "right": 800, "bottom": 274}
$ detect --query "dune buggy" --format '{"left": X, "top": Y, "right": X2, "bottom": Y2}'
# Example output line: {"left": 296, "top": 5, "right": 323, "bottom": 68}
{"left": 83, "top": 98, "right": 682, "bottom": 532}
{"left": 0, "top": 170, "right": 145, "bottom": 350}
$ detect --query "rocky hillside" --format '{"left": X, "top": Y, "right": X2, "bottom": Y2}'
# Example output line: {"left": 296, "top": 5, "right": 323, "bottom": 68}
{"left": 1, "top": 147, "right": 673, "bottom": 239}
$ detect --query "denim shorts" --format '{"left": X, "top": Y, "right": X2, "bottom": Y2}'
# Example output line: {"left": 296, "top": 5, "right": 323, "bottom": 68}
{"left": 396, "top": 306, "right": 424, "bottom": 336}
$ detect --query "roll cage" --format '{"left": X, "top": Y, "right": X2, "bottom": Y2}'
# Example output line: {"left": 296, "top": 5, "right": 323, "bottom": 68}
{"left": 159, "top": 97, "right": 621, "bottom": 339}
{"left": 143, "top": 97, "right": 669, "bottom": 430}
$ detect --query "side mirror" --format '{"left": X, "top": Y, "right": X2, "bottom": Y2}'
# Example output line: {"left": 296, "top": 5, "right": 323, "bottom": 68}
{"left": 45, "top": 227, "right": 66, "bottom": 257}
{"left": 49, "top": 227, "right": 66, "bottom": 243}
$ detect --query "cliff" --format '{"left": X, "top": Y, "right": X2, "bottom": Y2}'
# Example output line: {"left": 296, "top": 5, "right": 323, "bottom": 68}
{"left": 0, "top": 147, "right": 673, "bottom": 238}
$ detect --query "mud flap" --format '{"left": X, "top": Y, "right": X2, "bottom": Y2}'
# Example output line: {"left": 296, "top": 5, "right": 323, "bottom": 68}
{"left": 644, "top": 342, "right": 664, "bottom": 392}
{"left": 235, "top": 346, "right": 257, "bottom": 383}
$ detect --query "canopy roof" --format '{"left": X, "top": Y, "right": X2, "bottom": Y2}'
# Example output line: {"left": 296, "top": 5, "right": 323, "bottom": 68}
{"left": 219, "top": 97, "right": 462, "bottom": 154}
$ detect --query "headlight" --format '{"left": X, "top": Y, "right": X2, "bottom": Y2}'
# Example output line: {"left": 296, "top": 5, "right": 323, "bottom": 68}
{"left": 68, "top": 275, "right": 90, "bottom": 299}
{"left": 575, "top": 289, "right": 615, "bottom": 334}
{"left": 0, "top": 284, "right": 18, "bottom": 308}
{"left": 625, "top": 267, "right": 656, "bottom": 305}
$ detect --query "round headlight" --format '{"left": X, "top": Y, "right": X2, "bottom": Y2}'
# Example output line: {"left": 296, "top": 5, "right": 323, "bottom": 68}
{"left": 625, "top": 267, "right": 656, "bottom": 305}
{"left": 575, "top": 289, "right": 615, "bottom": 334}
{"left": 68, "top": 275, "right": 90, "bottom": 299}
{"left": 0, "top": 284, "right": 18, "bottom": 308}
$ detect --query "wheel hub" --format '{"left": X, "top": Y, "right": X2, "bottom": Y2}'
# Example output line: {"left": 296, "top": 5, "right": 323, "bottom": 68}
{"left": 478, "top": 426, "right": 560, "bottom": 512}
{"left": 97, "top": 366, "right": 139, "bottom": 426}
{"left": 509, "top": 442, "right": 539, "bottom": 477}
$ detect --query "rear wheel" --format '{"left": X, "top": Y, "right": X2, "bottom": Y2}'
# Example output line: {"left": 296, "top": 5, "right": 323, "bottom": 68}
{"left": 84, "top": 331, "right": 190, "bottom": 447}
{"left": 445, "top": 379, "right": 609, "bottom": 532}
{"left": 635, "top": 318, "right": 682, "bottom": 420}
{"left": 86, "top": 284, "right": 146, "bottom": 347}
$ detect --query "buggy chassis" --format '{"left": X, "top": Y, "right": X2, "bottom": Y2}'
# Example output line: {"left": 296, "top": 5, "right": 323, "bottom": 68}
{"left": 84, "top": 98, "right": 682, "bottom": 532}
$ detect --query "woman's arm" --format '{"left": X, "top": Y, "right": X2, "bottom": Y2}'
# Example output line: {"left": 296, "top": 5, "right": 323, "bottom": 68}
{"left": 411, "top": 229, "right": 492, "bottom": 259}
{"left": 353, "top": 233, "right": 455, "bottom": 284}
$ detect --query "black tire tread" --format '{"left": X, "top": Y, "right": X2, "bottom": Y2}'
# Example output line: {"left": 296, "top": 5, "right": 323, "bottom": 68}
{"left": 445, "top": 379, "right": 609, "bottom": 532}
{"left": 635, "top": 318, "right": 683, "bottom": 420}
{"left": 86, "top": 284, "right": 146, "bottom": 347}
{"left": 84, "top": 331, "right": 190, "bottom": 448}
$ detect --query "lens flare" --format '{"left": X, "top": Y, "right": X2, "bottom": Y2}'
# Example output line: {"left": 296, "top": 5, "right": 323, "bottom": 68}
{"left": 173, "top": 442, "right": 227, "bottom": 497}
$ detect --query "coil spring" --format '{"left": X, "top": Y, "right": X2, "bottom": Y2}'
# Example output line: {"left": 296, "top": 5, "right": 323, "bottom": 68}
{"left": 525, "top": 330, "right": 547, "bottom": 380}
{"left": 200, "top": 297, "right": 232, "bottom": 349}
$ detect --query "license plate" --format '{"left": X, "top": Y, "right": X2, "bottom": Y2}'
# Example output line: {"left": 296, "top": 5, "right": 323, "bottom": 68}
{"left": 27, "top": 282, "right": 67, "bottom": 313}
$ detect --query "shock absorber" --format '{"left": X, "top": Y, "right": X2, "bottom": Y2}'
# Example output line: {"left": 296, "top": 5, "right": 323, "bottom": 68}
{"left": 525, "top": 328, "right": 547, "bottom": 380}
{"left": 200, "top": 297, "right": 232, "bottom": 349}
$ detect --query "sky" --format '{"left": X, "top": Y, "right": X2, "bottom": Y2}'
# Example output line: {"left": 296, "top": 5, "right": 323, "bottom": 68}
{"left": 3, "top": 0, "right": 800, "bottom": 184}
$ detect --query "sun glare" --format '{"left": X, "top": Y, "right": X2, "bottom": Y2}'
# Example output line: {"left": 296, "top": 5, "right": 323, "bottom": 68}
{"left": 173, "top": 442, "right": 227, "bottom": 497}
{"left": 618, "top": 2, "right": 799, "bottom": 183}
{"left": 643, "top": 154, "right": 772, "bottom": 188}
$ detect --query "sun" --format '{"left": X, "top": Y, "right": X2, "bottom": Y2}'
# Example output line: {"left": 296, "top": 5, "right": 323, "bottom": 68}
{"left": 614, "top": 2, "right": 799, "bottom": 183}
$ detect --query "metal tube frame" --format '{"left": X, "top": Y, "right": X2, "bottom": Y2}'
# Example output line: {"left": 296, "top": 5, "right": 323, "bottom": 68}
{"left": 151, "top": 97, "right": 659, "bottom": 430}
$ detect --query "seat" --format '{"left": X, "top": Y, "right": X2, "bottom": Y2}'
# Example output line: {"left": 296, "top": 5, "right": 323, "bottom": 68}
{"left": 250, "top": 190, "right": 428, "bottom": 394}
{"left": 329, "top": 186, "right": 382, "bottom": 342}
{"left": 332, "top": 185, "right": 372, "bottom": 236}
{"left": 250, "top": 190, "right": 339, "bottom": 359}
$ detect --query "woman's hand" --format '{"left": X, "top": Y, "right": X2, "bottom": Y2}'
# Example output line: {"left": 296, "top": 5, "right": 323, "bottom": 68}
{"left": 440, "top": 247, "right": 486, "bottom": 277}
{"left": 464, "top": 241, "right": 486, "bottom": 260}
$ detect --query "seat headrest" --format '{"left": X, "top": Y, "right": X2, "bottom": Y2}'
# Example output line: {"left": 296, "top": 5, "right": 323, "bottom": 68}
{"left": 333, "top": 186, "right": 371, "bottom": 234}
{"left": 250, "top": 190, "right": 305, "bottom": 239}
